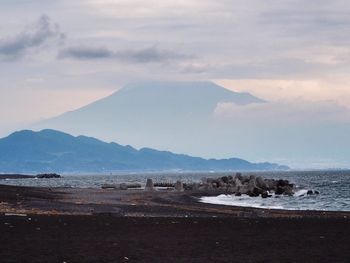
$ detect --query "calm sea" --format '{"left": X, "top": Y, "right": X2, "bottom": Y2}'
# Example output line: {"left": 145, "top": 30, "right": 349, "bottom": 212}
{"left": 1, "top": 170, "right": 349, "bottom": 211}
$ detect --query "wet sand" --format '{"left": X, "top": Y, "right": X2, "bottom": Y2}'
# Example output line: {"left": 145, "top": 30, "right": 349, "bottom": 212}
{"left": 0, "top": 184, "right": 349, "bottom": 262}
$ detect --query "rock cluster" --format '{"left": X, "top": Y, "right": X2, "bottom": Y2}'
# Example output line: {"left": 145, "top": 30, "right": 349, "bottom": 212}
{"left": 36, "top": 173, "right": 61, "bottom": 179}
{"left": 192, "top": 173, "right": 295, "bottom": 197}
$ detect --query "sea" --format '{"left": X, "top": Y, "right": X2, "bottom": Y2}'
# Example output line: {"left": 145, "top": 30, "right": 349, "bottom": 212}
{"left": 1, "top": 170, "right": 349, "bottom": 211}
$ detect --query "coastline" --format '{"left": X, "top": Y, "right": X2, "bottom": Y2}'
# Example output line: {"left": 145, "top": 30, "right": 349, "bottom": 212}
{"left": 1, "top": 185, "right": 350, "bottom": 262}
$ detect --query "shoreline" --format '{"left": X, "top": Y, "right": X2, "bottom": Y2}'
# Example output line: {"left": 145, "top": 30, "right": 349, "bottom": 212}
{"left": 1, "top": 184, "right": 349, "bottom": 218}
{"left": 1, "top": 185, "right": 350, "bottom": 262}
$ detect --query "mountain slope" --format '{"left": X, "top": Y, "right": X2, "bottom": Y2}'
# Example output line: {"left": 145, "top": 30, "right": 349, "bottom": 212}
{"left": 33, "top": 81, "right": 264, "bottom": 151}
{"left": 0, "top": 130, "right": 288, "bottom": 173}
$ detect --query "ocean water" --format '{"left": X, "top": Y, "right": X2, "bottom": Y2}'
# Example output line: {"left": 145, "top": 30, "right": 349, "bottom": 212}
{"left": 1, "top": 170, "right": 349, "bottom": 211}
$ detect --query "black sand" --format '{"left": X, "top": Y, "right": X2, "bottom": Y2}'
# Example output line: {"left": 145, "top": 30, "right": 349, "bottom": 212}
{"left": 0, "top": 184, "right": 349, "bottom": 262}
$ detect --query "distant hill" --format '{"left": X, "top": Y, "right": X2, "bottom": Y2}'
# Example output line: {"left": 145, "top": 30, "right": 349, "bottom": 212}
{"left": 0, "top": 129, "right": 288, "bottom": 173}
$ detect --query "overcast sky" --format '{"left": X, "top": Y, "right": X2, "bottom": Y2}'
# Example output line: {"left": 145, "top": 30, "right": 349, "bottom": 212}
{"left": 1, "top": 0, "right": 350, "bottom": 166}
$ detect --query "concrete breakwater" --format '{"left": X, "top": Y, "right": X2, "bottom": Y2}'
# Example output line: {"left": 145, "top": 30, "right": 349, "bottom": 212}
{"left": 100, "top": 173, "right": 311, "bottom": 198}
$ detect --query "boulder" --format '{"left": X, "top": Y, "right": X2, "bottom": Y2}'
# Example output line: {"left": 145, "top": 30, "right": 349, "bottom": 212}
{"left": 247, "top": 176, "right": 263, "bottom": 197}
{"left": 119, "top": 183, "right": 128, "bottom": 190}
{"left": 275, "top": 186, "right": 284, "bottom": 195}
{"left": 199, "top": 184, "right": 208, "bottom": 191}
{"left": 277, "top": 179, "right": 290, "bottom": 187}
{"left": 206, "top": 178, "right": 215, "bottom": 184}
{"left": 234, "top": 178, "right": 243, "bottom": 188}
{"left": 226, "top": 185, "right": 237, "bottom": 194}
{"left": 241, "top": 175, "right": 250, "bottom": 184}
{"left": 248, "top": 187, "right": 261, "bottom": 197}
{"left": 261, "top": 191, "right": 269, "bottom": 198}
{"left": 264, "top": 179, "right": 277, "bottom": 190}
{"left": 101, "top": 184, "right": 117, "bottom": 189}
{"left": 307, "top": 190, "right": 314, "bottom": 195}
{"left": 221, "top": 176, "right": 229, "bottom": 184}
{"left": 217, "top": 178, "right": 226, "bottom": 188}
{"left": 239, "top": 184, "right": 249, "bottom": 195}
{"left": 235, "top": 173, "right": 243, "bottom": 180}
{"left": 275, "top": 185, "right": 294, "bottom": 196}
{"left": 256, "top": 176, "right": 268, "bottom": 190}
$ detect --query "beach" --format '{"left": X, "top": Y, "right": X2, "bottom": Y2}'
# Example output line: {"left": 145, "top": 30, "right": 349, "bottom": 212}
{"left": 0, "top": 184, "right": 350, "bottom": 262}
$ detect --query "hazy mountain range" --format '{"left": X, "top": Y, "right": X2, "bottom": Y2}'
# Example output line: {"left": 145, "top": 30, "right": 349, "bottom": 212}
{"left": 31, "top": 80, "right": 350, "bottom": 169}
{"left": 0, "top": 129, "right": 288, "bottom": 173}
{"left": 33, "top": 81, "right": 265, "bottom": 160}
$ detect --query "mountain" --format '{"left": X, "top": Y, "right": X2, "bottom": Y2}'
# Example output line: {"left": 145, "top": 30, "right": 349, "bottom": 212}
{"left": 33, "top": 81, "right": 264, "bottom": 155}
{"left": 0, "top": 130, "right": 288, "bottom": 173}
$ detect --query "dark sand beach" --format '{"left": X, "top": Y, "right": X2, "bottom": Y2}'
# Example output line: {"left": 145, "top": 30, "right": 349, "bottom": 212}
{"left": 0, "top": 184, "right": 349, "bottom": 262}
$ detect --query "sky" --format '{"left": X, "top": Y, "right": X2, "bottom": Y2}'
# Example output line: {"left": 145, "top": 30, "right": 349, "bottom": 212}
{"left": 1, "top": 0, "right": 350, "bottom": 168}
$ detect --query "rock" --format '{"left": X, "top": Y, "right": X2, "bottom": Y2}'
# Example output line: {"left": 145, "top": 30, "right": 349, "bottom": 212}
{"left": 315, "top": 190, "right": 320, "bottom": 195}
{"left": 241, "top": 175, "right": 250, "bottom": 184}
{"left": 126, "top": 183, "right": 141, "bottom": 189}
{"left": 246, "top": 176, "right": 263, "bottom": 197}
{"left": 275, "top": 186, "right": 284, "bottom": 195}
{"left": 261, "top": 191, "right": 269, "bottom": 198}
{"left": 101, "top": 184, "right": 117, "bottom": 189}
{"left": 217, "top": 178, "right": 226, "bottom": 188}
{"left": 239, "top": 184, "right": 249, "bottom": 195}
{"left": 119, "top": 183, "right": 128, "bottom": 190}
{"left": 36, "top": 173, "right": 61, "bottom": 179}
{"left": 145, "top": 178, "right": 155, "bottom": 191}
{"left": 248, "top": 187, "right": 261, "bottom": 197}
{"left": 307, "top": 190, "right": 314, "bottom": 195}
{"left": 256, "top": 176, "right": 268, "bottom": 190}
{"left": 234, "top": 178, "right": 243, "bottom": 188}
{"left": 283, "top": 186, "right": 294, "bottom": 196}
{"left": 226, "top": 185, "right": 237, "bottom": 194}
{"left": 206, "top": 178, "right": 215, "bottom": 184}
{"left": 277, "top": 179, "right": 289, "bottom": 187}
{"left": 221, "top": 176, "right": 229, "bottom": 183}
{"left": 209, "top": 183, "right": 216, "bottom": 190}
{"left": 275, "top": 185, "right": 294, "bottom": 196}
{"left": 264, "top": 179, "right": 277, "bottom": 190}
{"left": 175, "top": 181, "right": 184, "bottom": 191}
{"left": 192, "top": 182, "right": 200, "bottom": 191}
{"left": 199, "top": 184, "right": 208, "bottom": 191}
{"left": 235, "top": 192, "right": 242, "bottom": 196}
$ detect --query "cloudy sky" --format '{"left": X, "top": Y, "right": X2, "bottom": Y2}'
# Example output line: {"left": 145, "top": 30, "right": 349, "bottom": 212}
{"left": 1, "top": 0, "right": 350, "bottom": 167}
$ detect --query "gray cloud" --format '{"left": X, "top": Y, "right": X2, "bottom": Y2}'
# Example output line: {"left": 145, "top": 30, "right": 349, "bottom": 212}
{"left": 0, "top": 15, "right": 65, "bottom": 60}
{"left": 58, "top": 45, "right": 191, "bottom": 63}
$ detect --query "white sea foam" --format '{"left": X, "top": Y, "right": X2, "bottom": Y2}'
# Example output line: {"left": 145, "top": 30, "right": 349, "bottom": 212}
{"left": 200, "top": 194, "right": 285, "bottom": 210}
{"left": 294, "top": 189, "right": 308, "bottom": 197}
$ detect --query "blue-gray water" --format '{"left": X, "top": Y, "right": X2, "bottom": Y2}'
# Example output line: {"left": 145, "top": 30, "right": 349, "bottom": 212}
{"left": 1, "top": 170, "right": 349, "bottom": 211}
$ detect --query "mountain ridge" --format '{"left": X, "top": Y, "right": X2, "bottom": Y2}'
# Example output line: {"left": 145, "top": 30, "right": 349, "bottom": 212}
{"left": 32, "top": 81, "right": 264, "bottom": 153}
{"left": 0, "top": 129, "right": 289, "bottom": 173}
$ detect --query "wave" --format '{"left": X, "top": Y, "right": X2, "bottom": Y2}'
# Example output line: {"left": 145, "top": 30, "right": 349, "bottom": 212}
{"left": 200, "top": 194, "right": 285, "bottom": 210}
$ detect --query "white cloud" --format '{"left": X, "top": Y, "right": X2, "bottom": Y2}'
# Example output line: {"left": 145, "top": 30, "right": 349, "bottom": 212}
{"left": 0, "top": 15, "right": 65, "bottom": 60}
{"left": 214, "top": 100, "right": 350, "bottom": 125}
